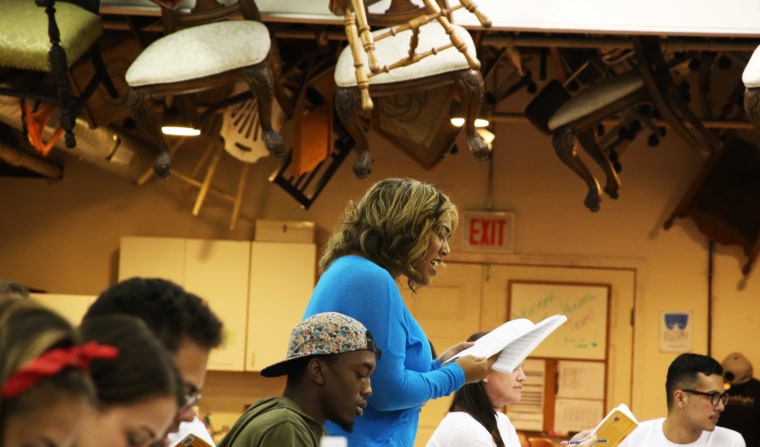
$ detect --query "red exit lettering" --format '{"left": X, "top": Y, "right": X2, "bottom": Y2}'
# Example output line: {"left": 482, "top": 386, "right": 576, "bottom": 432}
{"left": 468, "top": 218, "right": 508, "bottom": 246}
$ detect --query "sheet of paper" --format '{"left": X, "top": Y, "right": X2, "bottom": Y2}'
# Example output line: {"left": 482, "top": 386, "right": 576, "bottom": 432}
{"left": 450, "top": 318, "right": 534, "bottom": 360}
{"left": 553, "top": 398, "right": 604, "bottom": 433}
{"left": 493, "top": 314, "right": 567, "bottom": 372}
{"left": 556, "top": 360, "right": 606, "bottom": 399}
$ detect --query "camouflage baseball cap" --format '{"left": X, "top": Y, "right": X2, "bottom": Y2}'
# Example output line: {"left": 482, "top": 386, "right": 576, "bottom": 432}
{"left": 261, "top": 312, "right": 381, "bottom": 377}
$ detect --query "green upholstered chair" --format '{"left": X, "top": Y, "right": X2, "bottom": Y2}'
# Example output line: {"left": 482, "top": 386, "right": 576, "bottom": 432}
{"left": 0, "top": 0, "right": 117, "bottom": 149}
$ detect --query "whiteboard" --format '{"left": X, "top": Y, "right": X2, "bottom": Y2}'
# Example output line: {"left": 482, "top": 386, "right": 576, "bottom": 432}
{"left": 508, "top": 281, "right": 609, "bottom": 360}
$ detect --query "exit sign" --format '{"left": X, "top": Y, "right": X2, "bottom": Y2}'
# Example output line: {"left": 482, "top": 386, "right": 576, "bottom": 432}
{"left": 461, "top": 211, "right": 515, "bottom": 253}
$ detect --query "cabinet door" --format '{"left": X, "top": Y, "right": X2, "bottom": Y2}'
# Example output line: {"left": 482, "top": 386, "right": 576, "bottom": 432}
{"left": 246, "top": 242, "right": 316, "bottom": 371}
{"left": 185, "top": 239, "right": 251, "bottom": 372}
{"left": 119, "top": 236, "right": 185, "bottom": 283}
{"left": 31, "top": 293, "right": 96, "bottom": 325}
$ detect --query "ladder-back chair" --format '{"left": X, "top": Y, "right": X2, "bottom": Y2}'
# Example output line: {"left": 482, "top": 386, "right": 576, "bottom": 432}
{"left": 330, "top": 0, "right": 492, "bottom": 177}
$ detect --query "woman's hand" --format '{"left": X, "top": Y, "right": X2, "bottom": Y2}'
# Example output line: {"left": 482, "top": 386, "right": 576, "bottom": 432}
{"left": 454, "top": 354, "right": 498, "bottom": 384}
{"left": 436, "top": 341, "right": 474, "bottom": 364}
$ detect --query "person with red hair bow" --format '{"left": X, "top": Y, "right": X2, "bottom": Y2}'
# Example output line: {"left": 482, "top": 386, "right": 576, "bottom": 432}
{"left": 0, "top": 297, "right": 113, "bottom": 447}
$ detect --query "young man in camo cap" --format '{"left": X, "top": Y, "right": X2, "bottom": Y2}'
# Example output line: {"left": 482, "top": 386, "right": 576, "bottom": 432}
{"left": 219, "top": 312, "right": 382, "bottom": 447}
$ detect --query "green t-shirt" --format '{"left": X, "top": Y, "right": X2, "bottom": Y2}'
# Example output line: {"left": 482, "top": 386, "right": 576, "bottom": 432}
{"left": 219, "top": 396, "right": 326, "bottom": 447}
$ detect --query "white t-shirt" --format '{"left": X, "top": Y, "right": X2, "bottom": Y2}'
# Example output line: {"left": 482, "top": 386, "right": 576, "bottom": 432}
{"left": 167, "top": 417, "right": 216, "bottom": 447}
{"left": 619, "top": 418, "right": 745, "bottom": 447}
{"left": 425, "top": 411, "right": 521, "bottom": 447}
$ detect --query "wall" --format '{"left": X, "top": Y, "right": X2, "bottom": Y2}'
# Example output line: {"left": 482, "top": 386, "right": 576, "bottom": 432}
{"left": 2, "top": 115, "right": 759, "bottom": 432}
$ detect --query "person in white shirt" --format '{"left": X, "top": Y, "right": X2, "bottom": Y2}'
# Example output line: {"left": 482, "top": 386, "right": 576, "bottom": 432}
{"left": 619, "top": 353, "right": 745, "bottom": 447}
{"left": 426, "top": 331, "right": 598, "bottom": 447}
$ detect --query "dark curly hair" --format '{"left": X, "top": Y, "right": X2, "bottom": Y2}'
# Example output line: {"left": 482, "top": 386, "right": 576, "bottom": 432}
{"left": 84, "top": 277, "right": 223, "bottom": 353}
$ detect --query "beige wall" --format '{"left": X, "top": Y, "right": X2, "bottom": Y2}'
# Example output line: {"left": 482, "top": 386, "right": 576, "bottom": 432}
{"left": 1, "top": 119, "right": 759, "bottom": 434}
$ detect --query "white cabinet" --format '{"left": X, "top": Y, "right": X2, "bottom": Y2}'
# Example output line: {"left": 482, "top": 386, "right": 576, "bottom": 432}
{"left": 119, "top": 236, "right": 185, "bottom": 284}
{"left": 185, "top": 238, "right": 251, "bottom": 371}
{"left": 30, "top": 293, "right": 96, "bottom": 325}
{"left": 246, "top": 241, "right": 316, "bottom": 371}
{"left": 118, "top": 236, "right": 316, "bottom": 372}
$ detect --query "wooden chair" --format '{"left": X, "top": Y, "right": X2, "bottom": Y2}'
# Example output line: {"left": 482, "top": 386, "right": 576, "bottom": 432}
{"left": 528, "top": 436, "right": 556, "bottom": 447}
{"left": 330, "top": 0, "right": 492, "bottom": 177}
{"left": 0, "top": 0, "right": 117, "bottom": 152}
{"left": 665, "top": 134, "right": 760, "bottom": 276}
{"left": 546, "top": 36, "right": 722, "bottom": 211}
{"left": 124, "top": 0, "right": 285, "bottom": 178}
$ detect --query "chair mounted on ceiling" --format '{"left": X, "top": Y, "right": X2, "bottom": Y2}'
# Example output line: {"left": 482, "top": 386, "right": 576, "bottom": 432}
{"left": 0, "top": 0, "right": 118, "bottom": 151}
{"left": 124, "top": 0, "right": 285, "bottom": 179}
{"left": 330, "top": 0, "right": 492, "bottom": 178}
{"left": 542, "top": 35, "right": 722, "bottom": 212}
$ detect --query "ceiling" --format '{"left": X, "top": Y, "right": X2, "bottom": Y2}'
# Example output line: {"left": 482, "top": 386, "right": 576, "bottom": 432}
{"left": 2, "top": 0, "right": 759, "bottom": 183}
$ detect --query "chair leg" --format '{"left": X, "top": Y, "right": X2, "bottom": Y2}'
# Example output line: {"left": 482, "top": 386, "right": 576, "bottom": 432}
{"left": 335, "top": 87, "right": 372, "bottom": 178}
{"left": 193, "top": 144, "right": 224, "bottom": 216}
{"left": 552, "top": 126, "right": 602, "bottom": 212}
{"left": 454, "top": 69, "right": 490, "bottom": 161}
{"left": 243, "top": 59, "right": 286, "bottom": 158}
{"left": 127, "top": 88, "right": 171, "bottom": 178}
{"left": 88, "top": 46, "right": 119, "bottom": 99}
{"left": 744, "top": 87, "right": 760, "bottom": 129}
{"left": 230, "top": 162, "right": 250, "bottom": 231}
{"left": 42, "top": 0, "right": 76, "bottom": 148}
{"left": 576, "top": 128, "right": 621, "bottom": 199}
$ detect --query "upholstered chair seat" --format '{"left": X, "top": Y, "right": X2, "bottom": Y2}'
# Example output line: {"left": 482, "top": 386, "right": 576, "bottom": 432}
{"left": 0, "top": 0, "right": 102, "bottom": 72}
{"left": 334, "top": 22, "right": 476, "bottom": 88}
{"left": 548, "top": 72, "right": 645, "bottom": 130}
{"left": 0, "top": 0, "right": 116, "bottom": 150}
{"left": 742, "top": 45, "right": 760, "bottom": 88}
{"left": 125, "top": 20, "right": 270, "bottom": 86}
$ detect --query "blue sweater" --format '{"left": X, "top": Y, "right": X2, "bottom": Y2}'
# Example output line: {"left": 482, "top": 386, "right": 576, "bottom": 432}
{"left": 303, "top": 256, "right": 465, "bottom": 447}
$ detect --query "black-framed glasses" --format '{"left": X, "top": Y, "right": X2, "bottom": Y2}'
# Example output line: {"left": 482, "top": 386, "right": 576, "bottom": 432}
{"left": 681, "top": 389, "right": 729, "bottom": 406}
{"left": 182, "top": 384, "right": 202, "bottom": 409}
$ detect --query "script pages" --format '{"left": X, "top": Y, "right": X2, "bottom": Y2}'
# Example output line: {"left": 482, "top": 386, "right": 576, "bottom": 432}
{"left": 446, "top": 314, "right": 568, "bottom": 372}
{"left": 590, "top": 403, "right": 638, "bottom": 447}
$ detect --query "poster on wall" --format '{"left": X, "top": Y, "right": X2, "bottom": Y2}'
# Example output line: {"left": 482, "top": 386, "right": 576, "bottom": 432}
{"left": 660, "top": 311, "right": 692, "bottom": 352}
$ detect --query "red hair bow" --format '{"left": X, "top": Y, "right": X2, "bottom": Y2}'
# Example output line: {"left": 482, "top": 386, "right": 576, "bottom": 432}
{"left": 2, "top": 341, "right": 119, "bottom": 398}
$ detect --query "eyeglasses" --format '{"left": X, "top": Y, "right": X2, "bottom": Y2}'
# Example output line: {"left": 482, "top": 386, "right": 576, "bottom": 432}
{"left": 681, "top": 389, "right": 729, "bottom": 407}
{"left": 182, "top": 384, "right": 202, "bottom": 409}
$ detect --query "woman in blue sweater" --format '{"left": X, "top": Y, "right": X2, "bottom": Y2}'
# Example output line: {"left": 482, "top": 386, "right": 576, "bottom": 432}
{"left": 304, "top": 178, "right": 494, "bottom": 446}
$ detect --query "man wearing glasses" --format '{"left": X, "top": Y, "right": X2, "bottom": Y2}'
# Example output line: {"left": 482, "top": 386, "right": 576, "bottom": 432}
{"left": 619, "top": 353, "right": 745, "bottom": 446}
{"left": 84, "top": 277, "right": 224, "bottom": 446}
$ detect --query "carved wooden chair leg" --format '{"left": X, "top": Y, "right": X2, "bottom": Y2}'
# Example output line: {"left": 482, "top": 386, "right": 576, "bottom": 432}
{"left": 744, "top": 87, "right": 760, "bottom": 129}
{"left": 335, "top": 86, "right": 372, "bottom": 178}
{"left": 127, "top": 88, "right": 171, "bottom": 178}
{"left": 552, "top": 126, "right": 602, "bottom": 212}
{"left": 454, "top": 69, "right": 489, "bottom": 160}
{"left": 243, "top": 58, "right": 286, "bottom": 157}
{"left": 576, "top": 128, "right": 621, "bottom": 199}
